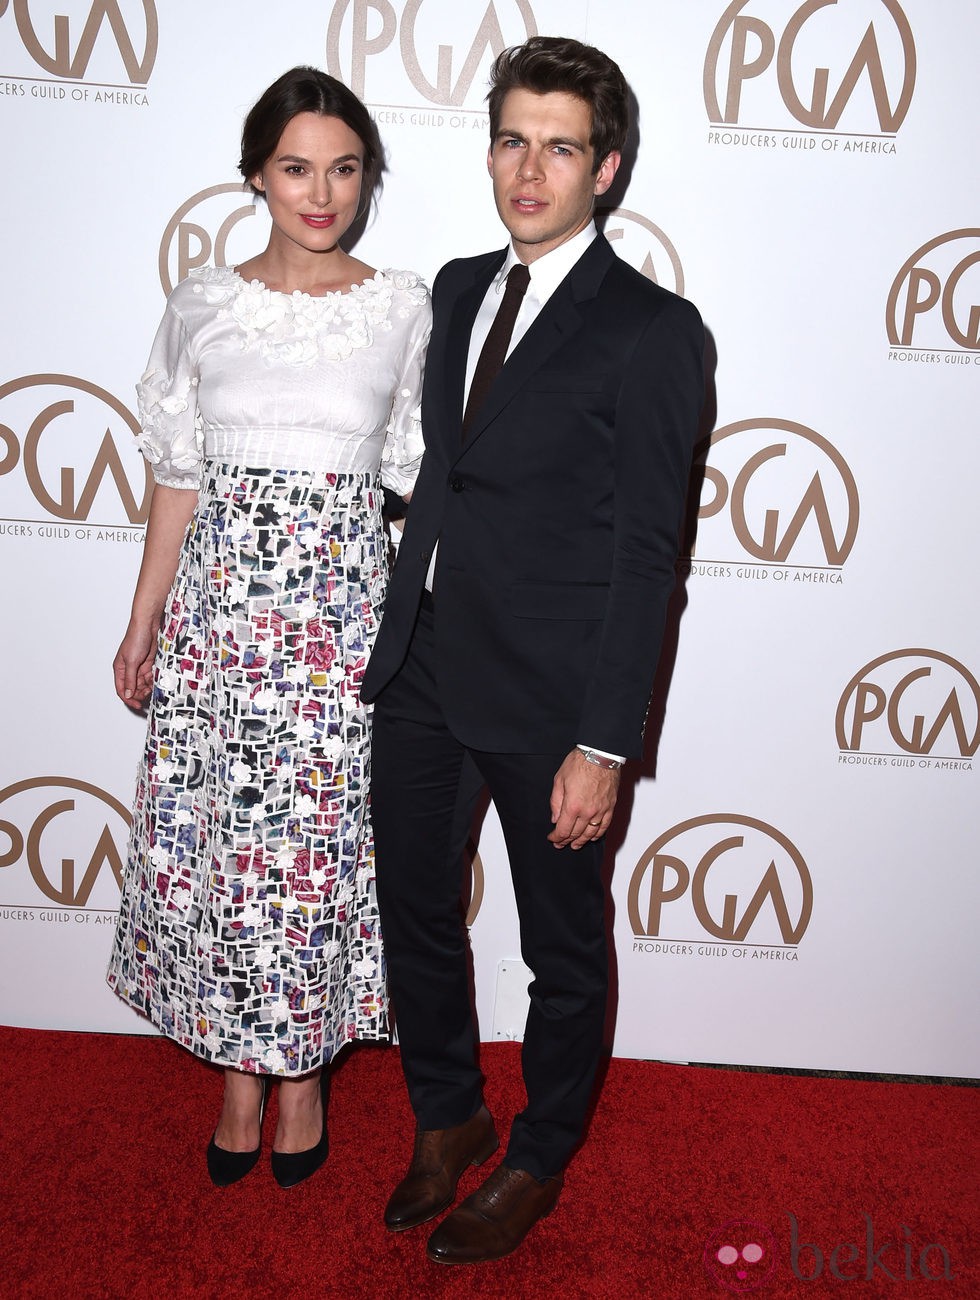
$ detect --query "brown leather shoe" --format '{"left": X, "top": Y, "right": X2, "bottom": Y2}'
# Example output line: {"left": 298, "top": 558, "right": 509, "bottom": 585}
{"left": 425, "top": 1163, "right": 563, "bottom": 1264}
{"left": 384, "top": 1105, "right": 498, "bottom": 1232}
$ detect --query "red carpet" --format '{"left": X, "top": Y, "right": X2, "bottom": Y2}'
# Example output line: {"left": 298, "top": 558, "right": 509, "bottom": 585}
{"left": 1, "top": 1027, "right": 976, "bottom": 1298}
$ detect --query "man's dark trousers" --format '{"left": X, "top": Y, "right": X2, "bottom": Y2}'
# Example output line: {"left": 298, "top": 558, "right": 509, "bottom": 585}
{"left": 370, "top": 596, "right": 607, "bottom": 1181}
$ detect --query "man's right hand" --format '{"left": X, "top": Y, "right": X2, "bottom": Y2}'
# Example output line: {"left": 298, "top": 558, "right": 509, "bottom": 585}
{"left": 548, "top": 748, "right": 621, "bottom": 849}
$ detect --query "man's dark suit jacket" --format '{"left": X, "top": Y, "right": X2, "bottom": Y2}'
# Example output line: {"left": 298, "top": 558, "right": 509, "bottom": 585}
{"left": 363, "top": 234, "right": 704, "bottom": 759}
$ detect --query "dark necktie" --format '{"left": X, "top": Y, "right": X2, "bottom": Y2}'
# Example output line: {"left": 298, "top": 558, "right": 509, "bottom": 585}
{"left": 461, "top": 262, "right": 531, "bottom": 438}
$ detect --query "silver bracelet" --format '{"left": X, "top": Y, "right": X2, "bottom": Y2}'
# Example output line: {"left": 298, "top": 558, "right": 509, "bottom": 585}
{"left": 579, "top": 748, "right": 623, "bottom": 770}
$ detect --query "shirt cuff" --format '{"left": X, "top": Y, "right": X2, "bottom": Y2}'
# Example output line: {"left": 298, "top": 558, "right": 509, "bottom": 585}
{"left": 577, "top": 744, "right": 626, "bottom": 765}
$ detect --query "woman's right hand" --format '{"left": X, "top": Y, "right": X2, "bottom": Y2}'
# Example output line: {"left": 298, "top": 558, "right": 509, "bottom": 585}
{"left": 112, "top": 483, "right": 198, "bottom": 710}
{"left": 113, "top": 618, "right": 159, "bottom": 709}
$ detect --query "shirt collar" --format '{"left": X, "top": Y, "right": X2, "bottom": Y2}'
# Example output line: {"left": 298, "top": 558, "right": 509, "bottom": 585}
{"left": 493, "top": 221, "right": 598, "bottom": 304}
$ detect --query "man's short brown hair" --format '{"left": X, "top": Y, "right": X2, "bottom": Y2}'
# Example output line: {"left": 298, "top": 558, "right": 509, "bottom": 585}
{"left": 487, "top": 36, "right": 629, "bottom": 174}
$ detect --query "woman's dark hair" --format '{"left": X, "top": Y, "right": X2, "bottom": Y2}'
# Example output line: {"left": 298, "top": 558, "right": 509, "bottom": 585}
{"left": 487, "top": 36, "right": 629, "bottom": 174}
{"left": 239, "top": 66, "right": 383, "bottom": 201}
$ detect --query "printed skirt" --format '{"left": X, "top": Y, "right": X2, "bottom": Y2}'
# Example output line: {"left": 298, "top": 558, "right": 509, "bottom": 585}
{"left": 107, "top": 464, "right": 388, "bottom": 1074}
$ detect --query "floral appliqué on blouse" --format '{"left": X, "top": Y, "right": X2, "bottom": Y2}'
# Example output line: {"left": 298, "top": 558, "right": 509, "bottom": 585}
{"left": 196, "top": 265, "right": 427, "bottom": 367}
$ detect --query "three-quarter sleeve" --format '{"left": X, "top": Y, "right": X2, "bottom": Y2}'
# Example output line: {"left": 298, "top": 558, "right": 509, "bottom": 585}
{"left": 135, "top": 296, "right": 203, "bottom": 490}
{"left": 379, "top": 293, "right": 431, "bottom": 497}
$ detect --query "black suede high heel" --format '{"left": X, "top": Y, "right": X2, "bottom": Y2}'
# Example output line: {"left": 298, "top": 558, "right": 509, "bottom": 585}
{"left": 271, "top": 1069, "right": 329, "bottom": 1188}
{"left": 206, "top": 1077, "right": 268, "bottom": 1188}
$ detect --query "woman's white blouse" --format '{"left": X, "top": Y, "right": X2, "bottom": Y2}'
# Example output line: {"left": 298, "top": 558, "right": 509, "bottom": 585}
{"left": 135, "top": 265, "right": 431, "bottom": 495}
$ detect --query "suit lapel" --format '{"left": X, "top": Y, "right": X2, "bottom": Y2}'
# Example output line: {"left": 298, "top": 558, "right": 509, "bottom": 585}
{"left": 435, "top": 252, "right": 505, "bottom": 452}
{"left": 456, "top": 235, "right": 614, "bottom": 458}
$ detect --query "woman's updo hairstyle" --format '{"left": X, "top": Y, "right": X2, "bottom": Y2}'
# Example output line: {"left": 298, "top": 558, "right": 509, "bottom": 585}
{"left": 239, "top": 66, "right": 383, "bottom": 203}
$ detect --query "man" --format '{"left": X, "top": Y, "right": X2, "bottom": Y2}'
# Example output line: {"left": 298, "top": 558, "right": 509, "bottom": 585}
{"left": 363, "top": 36, "right": 704, "bottom": 1264}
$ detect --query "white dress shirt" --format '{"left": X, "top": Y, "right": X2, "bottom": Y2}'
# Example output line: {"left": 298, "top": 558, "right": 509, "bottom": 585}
{"left": 426, "top": 222, "right": 625, "bottom": 764}
{"left": 461, "top": 222, "right": 599, "bottom": 408}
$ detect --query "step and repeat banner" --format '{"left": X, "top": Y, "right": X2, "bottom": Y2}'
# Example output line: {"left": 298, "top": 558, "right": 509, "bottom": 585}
{"left": 0, "top": 1, "right": 976, "bottom": 1077}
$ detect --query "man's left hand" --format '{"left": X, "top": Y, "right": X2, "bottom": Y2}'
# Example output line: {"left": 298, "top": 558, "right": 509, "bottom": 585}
{"left": 548, "top": 749, "right": 621, "bottom": 850}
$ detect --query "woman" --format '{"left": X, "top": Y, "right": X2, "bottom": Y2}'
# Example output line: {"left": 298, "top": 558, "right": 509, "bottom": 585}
{"left": 107, "top": 67, "right": 429, "bottom": 1189}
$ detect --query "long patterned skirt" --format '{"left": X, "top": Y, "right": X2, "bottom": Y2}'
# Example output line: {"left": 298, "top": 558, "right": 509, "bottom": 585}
{"left": 107, "top": 465, "right": 388, "bottom": 1075}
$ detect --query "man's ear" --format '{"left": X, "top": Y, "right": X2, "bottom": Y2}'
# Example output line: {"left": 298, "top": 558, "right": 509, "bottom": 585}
{"left": 593, "top": 151, "right": 622, "bottom": 198}
{"left": 486, "top": 144, "right": 494, "bottom": 178}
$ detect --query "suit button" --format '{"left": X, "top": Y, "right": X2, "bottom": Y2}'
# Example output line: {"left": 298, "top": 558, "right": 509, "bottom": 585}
{"left": 449, "top": 475, "right": 465, "bottom": 492}
{"left": 419, "top": 551, "right": 431, "bottom": 563}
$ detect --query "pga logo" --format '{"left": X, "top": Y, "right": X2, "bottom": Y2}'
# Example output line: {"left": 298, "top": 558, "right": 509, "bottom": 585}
{"left": 601, "top": 208, "right": 685, "bottom": 297}
{"left": 691, "top": 419, "right": 859, "bottom": 569}
{"left": 704, "top": 0, "right": 916, "bottom": 135}
{"left": 0, "top": 375, "right": 150, "bottom": 526}
{"left": 326, "top": 0, "right": 536, "bottom": 107}
{"left": 158, "top": 184, "right": 270, "bottom": 297}
{"left": 0, "top": 0, "right": 158, "bottom": 84}
{"left": 886, "top": 230, "right": 980, "bottom": 353}
{"left": 836, "top": 650, "right": 980, "bottom": 760}
{"left": 629, "top": 814, "right": 813, "bottom": 947}
{"left": 0, "top": 777, "right": 130, "bottom": 908}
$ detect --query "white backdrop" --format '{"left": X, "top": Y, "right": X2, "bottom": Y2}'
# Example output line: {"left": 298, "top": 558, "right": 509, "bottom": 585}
{"left": 1, "top": 1, "right": 977, "bottom": 1078}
